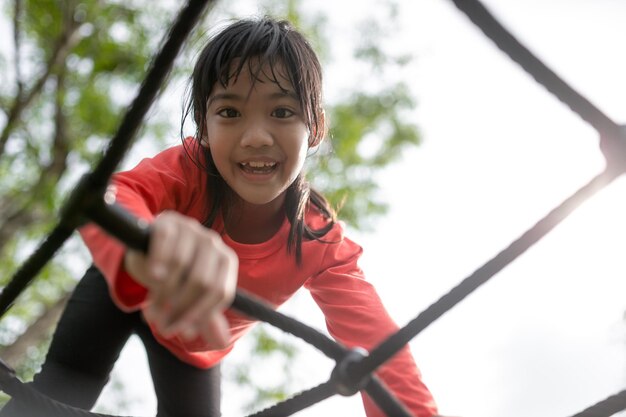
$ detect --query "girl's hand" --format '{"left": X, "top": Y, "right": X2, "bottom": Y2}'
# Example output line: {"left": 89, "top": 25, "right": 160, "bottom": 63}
{"left": 124, "top": 211, "right": 238, "bottom": 350}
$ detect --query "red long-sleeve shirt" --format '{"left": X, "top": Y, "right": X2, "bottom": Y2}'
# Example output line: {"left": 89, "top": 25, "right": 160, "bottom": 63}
{"left": 79, "top": 140, "right": 438, "bottom": 417}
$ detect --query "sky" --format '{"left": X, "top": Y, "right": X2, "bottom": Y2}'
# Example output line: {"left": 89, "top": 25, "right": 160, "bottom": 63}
{"left": 3, "top": 0, "right": 626, "bottom": 416}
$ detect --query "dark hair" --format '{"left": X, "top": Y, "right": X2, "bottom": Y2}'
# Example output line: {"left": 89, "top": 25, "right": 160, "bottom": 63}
{"left": 182, "top": 17, "right": 335, "bottom": 263}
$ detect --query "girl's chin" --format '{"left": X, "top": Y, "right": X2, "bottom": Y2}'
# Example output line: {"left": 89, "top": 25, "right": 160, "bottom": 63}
{"left": 232, "top": 189, "right": 287, "bottom": 208}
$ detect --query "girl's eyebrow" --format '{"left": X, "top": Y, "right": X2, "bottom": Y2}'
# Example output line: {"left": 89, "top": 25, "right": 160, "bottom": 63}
{"left": 207, "top": 92, "right": 241, "bottom": 106}
{"left": 207, "top": 90, "right": 299, "bottom": 106}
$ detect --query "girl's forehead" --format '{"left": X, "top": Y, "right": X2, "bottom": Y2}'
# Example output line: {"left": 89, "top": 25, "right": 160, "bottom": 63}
{"left": 216, "top": 58, "right": 294, "bottom": 92}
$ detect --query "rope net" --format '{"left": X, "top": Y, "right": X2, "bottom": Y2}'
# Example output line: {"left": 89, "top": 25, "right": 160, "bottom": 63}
{"left": 0, "top": 0, "right": 624, "bottom": 416}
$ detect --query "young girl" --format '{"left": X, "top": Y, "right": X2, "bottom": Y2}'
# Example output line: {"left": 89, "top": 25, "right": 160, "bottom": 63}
{"left": 2, "top": 17, "right": 438, "bottom": 417}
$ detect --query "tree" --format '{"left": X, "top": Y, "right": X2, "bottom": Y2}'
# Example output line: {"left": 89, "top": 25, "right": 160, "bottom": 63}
{"left": 0, "top": 0, "right": 420, "bottom": 413}
{"left": 0, "top": 0, "right": 178, "bottom": 401}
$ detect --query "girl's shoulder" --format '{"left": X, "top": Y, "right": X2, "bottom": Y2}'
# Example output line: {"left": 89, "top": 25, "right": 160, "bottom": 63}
{"left": 153, "top": 137, "right": 201, "bottom": 166}
{"left": 124, "top": 138, "right": 204, "bottom": 178}
{"left": 302, "top": 207, "right": 364, "bottom": 271}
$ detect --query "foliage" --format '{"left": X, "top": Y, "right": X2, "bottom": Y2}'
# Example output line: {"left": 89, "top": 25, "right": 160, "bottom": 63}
{"left": 227, "top": 326, "right": 299, "bottom": 412}
{"left": 0, "top": 0, "right": 178, "bottom": 403}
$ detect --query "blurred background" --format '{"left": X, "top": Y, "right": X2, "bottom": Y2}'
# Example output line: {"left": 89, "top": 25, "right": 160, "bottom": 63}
{"left": 0, "top": 0, "right": 625, "bottom": 416}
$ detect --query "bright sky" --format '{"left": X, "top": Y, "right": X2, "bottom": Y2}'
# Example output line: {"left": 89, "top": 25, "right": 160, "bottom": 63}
{"left": 34, "top": 0, "right": 626, "bottom": 416}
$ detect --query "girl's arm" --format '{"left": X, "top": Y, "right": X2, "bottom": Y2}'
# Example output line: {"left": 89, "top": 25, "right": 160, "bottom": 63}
{"left": 305, "top": 237, "right": 438, "bottom": 417}
{"left": 124, "top": 210, "right": 237, "bottom": 350}
{"left": 79, "top": 142, "right": 206, "bottom": 308}
{"left": 80, "top": 142, "right": 237, "bottom": 349}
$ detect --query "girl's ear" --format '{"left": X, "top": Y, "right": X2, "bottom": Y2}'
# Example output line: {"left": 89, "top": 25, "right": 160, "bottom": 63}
{"left": 308, "top": 110, "right": 326, "bottom": 148}
{"left": 195, "top": 110, "right": 209, "bottom": 147}
{"left": 200, "top": 124, "right": 210, "bottom": 148}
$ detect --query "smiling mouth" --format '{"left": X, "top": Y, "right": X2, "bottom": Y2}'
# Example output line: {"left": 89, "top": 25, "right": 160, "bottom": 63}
{"left": 239, "top": 161, "right": 277, "bottom": 174}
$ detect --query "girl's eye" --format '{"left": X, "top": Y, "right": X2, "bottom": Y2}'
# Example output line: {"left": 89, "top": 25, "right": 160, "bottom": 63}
{"left": 272, "top": 108, "right": 294, "bottom": 118}
{"left": 218, "top": 108, "right": 240, "bottom": 118}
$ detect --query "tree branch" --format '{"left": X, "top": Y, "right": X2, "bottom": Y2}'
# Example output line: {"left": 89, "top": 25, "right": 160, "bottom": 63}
{"left": 12, "top": 0, "right": 24, "bottom": 96}
{"left": 0, "top": 70, "right": 70, "bottom": 255}
{"left": 0, "top": 291, "right": 71, "bottom": 369}
{"left": 0, "top": 4, "right": 85, "bottom": 158}
{"left": 0, "top": 205, "right": 43, "bottom": 255}
{"left": 49, "top": 71, "right": 70, "bottom": 180}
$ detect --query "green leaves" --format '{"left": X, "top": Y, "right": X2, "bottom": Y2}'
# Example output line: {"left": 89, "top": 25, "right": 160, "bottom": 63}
{"left": 0, "top": 0, "right": 178, "bottom": 388}
{"left": 229, "top": 326, "right": 300, "bottom": 412}
{"left": 311, "top": 81, "right": 419, "bottom": 230}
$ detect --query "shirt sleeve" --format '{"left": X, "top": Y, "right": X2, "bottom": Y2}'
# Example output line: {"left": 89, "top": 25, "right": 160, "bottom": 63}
{"left": 305, "top": 237, "right": 438, "bottom": 417}
{"left": 78, "top": 143, "right": 205, "bottom": 311}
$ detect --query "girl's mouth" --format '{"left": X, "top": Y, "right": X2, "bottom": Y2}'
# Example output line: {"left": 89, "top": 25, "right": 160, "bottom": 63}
{"left": 239, "top": 161, "right": 277, "bottom": 175}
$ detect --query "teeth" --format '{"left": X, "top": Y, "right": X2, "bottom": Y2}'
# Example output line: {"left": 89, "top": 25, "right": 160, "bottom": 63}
{"left": 243, "top": 161, "right": 276, "bottom": 168}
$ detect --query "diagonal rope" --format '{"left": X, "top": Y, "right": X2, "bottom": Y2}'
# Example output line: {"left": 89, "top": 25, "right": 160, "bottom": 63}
{"left": 0, "top": 360, "right": 131, "bottom": 417}
{"left": 569, "top": 389, "right": 626, "bottom": 417}
{"left": 89, "top": 0, "right": 214, "bottom": 187}
{"left": 449, "top": 0, "right": 626, "bottom": 176}
{"left": 0, "top": 224, "right": 74, "bottom": 316}
{"left": 449, "top": 0, "right": 620, "bottom": 138}
{"left": 242, "top": 375, "right": 412, "bottom": 417}
{"left": 233, "top": 291, "right": 347, "bottom": 361}
{"left": 0, "top": 0, "right": 214, "bottom": 318}
{"left": 246, "top": 380, "right": 337, "bottom": 417}
{"left": 363, "top": 377, "right": 413, "bottom": 417}
{"left": 351, "top": 167, "right": 620, "bottom": 380}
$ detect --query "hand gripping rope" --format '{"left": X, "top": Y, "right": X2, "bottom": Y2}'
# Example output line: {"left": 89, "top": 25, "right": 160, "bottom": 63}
{"left": 0, "top": 0, "right": 625, "bottom": 416}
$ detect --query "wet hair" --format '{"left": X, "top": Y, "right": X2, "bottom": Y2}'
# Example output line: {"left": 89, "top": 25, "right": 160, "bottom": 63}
{"left": 181, "top": 17, "right": 335, "bottom": 263}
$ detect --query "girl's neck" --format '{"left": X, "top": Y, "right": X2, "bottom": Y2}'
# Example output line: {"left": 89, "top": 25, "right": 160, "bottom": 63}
{"left": 224, "top": 197, "right": 286, "bottom": 244}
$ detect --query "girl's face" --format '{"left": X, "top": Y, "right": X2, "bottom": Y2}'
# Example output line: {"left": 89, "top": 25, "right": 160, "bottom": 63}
{"left": 205, "top": 61, "right": 309, "bottom": 207}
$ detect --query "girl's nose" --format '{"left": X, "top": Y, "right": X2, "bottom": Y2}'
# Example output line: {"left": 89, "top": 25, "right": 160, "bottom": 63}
{"left": 240, "top": 122, "right": 274, "bottom": 148}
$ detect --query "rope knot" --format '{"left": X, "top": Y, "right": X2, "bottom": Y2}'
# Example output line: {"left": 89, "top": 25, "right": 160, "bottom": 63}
{"left": 330, "top": 347, "right": 370, "bottom": 396}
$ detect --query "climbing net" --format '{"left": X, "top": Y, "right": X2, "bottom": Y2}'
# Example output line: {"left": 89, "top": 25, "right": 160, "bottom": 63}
{"left": 0, "top": 0, "right": 625, "bottom": 416}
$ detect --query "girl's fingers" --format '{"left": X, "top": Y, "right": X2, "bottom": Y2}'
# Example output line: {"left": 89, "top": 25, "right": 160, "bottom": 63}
{"left": 173, "top": 312, "right": 231, "bottom": 351}
{"left": 202, "top": 313, "right": 231, "bottom": 349}
{"left": 148, "top": 212, "right": 197, "bottom": 322}
{"left": 147, "top": 212, "right": 182, "bottom": 281}
{"left": 162, "top": 234, "right": 237, "bottom": 333}
{"left": 142, "top": 211, "right": 238, "bottom": 347}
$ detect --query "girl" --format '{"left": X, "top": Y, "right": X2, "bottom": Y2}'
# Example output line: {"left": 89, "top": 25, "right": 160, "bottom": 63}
{"left": 2, "top": 17, "right": 438, "bottom": 417}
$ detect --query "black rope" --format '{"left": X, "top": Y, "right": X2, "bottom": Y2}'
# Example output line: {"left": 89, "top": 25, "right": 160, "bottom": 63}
{"left": 90, "top": 0, "right": 214, "bottom": 187}
{"left": 242, "top": 374, "right": 413, "bottom": 417}
{"left": 449, "top": 0, "right": 620, "bottom": 139}
{"left": 246, "top": 380, "right": 336, "bottom": 417}
{"left": 0, "top": 0, "right": 214, "bottom": 317}
{"left": 0, "top": 223, "right": 74, "bottom": 316}
{"left": 569, "top": 389, "right": 626, "bottom": 417}
{"left": 351, "top": 167, "right": 619, "bottom": 381}
{"left": 450, "top": 0, "right": 626, "bottom": 177}
{"left": 232, "top": 291, "right": 347, "bottom": 362}
{"left": 0, "top": 361, "right": 128, "bottom": 417}
{"left": 363, "top": 377, "right": 413, "bottom": 417}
